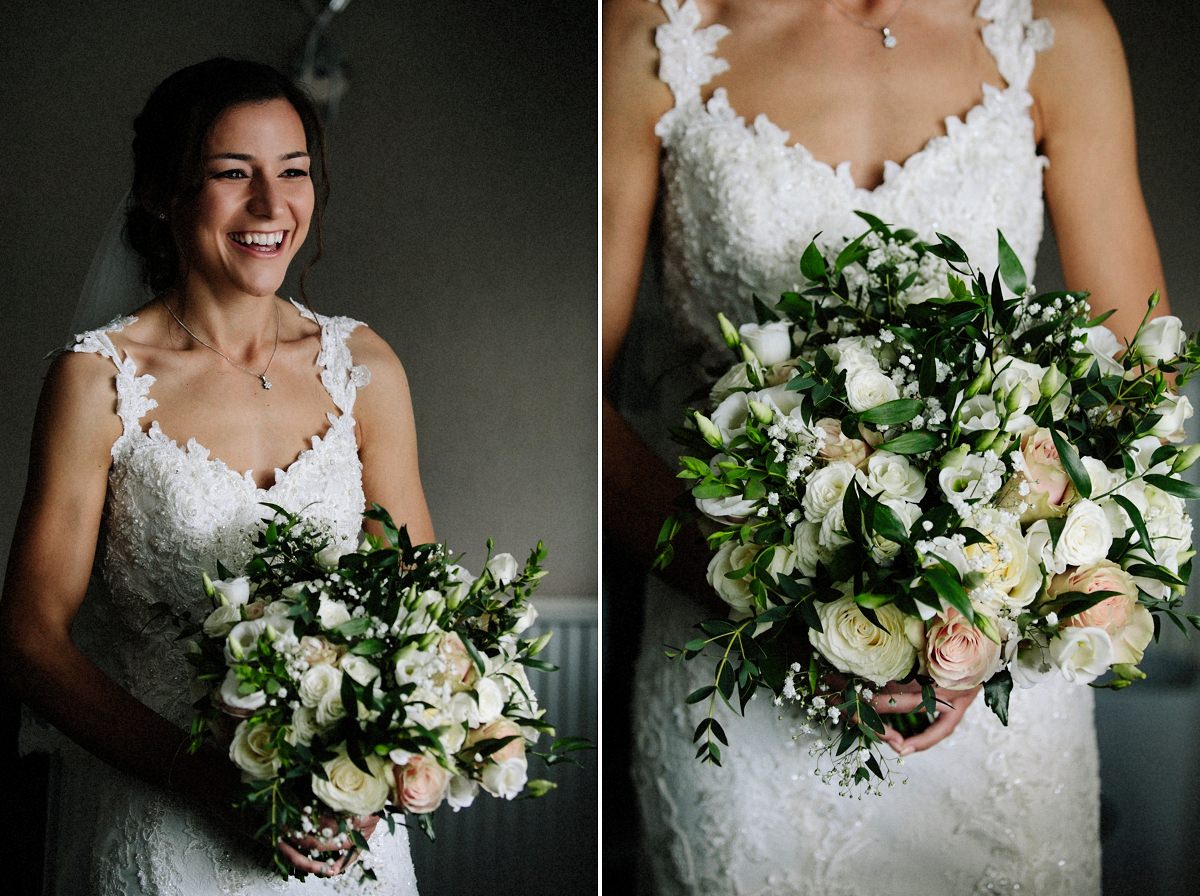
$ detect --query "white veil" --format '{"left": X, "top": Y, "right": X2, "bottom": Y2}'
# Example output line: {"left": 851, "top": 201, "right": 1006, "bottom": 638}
{"left": 68, "top": 190, "right": 153, "bottom": 338}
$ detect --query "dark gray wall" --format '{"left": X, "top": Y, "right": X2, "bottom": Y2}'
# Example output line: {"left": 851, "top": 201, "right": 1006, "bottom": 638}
{"left": 0, "top": 1, "right": 597, "bottom": 598}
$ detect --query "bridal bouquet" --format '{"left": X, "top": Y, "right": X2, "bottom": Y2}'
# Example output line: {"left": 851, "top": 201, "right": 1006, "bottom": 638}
{"left": 186, "top": 505, "right": 581, "bottom": 879}
{"left": 658, "top": 214, "right": 1200, "bottom": 793}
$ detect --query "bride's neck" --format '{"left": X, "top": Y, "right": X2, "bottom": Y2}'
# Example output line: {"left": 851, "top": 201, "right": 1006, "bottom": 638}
{"left": 162, "top": 283, "right": 280, "bottom": 351}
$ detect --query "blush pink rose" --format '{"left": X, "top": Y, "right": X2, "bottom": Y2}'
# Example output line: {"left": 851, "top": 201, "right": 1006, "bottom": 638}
{"left": 392, "top": 753, "right": 450, "bottom": 814}
{"left": 815, "top": 418, "right": 870, "bottom": 468}
{"left": 1016, "top": 428, "right": 1074, "bottom": 521}
{"left": 436, "top": 632, "right": 478, "bottom": 693}
{"left": 1051, "top": 561, "right": 1154, "bottom": 665}
{"left": 467, "top": 718, "right": 526, "bottom": 763}
{"left": 924, "top": 609, "right": 1001, "bottom": 690}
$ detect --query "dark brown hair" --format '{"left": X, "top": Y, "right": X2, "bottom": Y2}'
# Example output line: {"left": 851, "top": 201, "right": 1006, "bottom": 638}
{"left": 126, "top": 57, "right": 329, "bottom": 300}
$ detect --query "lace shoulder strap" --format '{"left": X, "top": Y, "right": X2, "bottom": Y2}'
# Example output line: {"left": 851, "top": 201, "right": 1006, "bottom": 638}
{"left": 977, "top": 0, "right": 1055, "bottom": 91}
{"left": 291, "top": 300, "right": 372, "bottom": 414}
{"left": 652, "top": 0, "right": 730, "bottom": 138}
{"left": 66, "top": 315, "right": 158, "bottom": 449}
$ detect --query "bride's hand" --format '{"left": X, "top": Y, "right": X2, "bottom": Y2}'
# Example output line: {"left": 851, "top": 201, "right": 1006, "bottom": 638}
{"left": 870, "top": 681, "right": 981, "bottom": 756}
{"left": 276, "top": 815, "right": 379, "bottom": 878}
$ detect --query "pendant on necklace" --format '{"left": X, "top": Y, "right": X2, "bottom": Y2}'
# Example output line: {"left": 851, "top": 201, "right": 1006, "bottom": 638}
{"left": 881, "top": 26, "right": 897, "bottom": 49}
{"left": 260, "top": 376, "right": 273, "bottom": 391}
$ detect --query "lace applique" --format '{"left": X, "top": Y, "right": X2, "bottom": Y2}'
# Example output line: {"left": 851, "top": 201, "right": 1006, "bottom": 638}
{"left": 979, "top": 0, "right": 1056, "bottom": 90}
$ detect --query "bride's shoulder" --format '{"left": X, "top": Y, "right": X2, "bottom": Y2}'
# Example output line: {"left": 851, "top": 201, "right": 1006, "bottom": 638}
{"left": 1032, "top": 0, "right": 1120, "bottom": 48}
{"left": 1031, "top": 0, "right": 1128, "bottom": 112}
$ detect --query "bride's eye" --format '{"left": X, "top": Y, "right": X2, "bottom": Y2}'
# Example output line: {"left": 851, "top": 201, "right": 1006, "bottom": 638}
{"left": 211, "top": 169, "right": 249, "bottom": 180}
{"left": 281, "top": 168, "right": 310, "bottom": 178}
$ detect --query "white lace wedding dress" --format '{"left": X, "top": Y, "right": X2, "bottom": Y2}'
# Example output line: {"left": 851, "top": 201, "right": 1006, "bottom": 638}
{"left": 21, "top": 302, "right": 419, "bottom": 895}
{"left": 630, "top": 2, "right": 1101, "bottom": 894}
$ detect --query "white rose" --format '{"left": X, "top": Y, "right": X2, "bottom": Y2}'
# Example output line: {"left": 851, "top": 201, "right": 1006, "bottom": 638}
{"left": 446, "top": 775, "right": 479, "bottom": 811}
{"left": 311, "top": 749, "right": 391, "bottom": 816}
{"left": 706, "top": 541, "right": 758, "bottom": 616}
{"left": 480, "top": 756, "right": 528, "bottom": 800}
{"left": 218, "top": 669, "right": 267, "bottom": 714}
{"left": 802, "top": 461, "right": 856, "bottom": 522}
{"left": 1080, "top": 325, "right": 1124, "bottom": 376}
{"left": 1048, "top": 626, "right": 1114, "bottom": 684}
{"left": 316, "top": 596, "right": 352, "bottom": 630}
{"left": 1133, "top": 315, "right": 1185, "bottom": 365}
{"left": 817, "top": 503, "right": 851, "bottom": 551}
{"left": 229, "top": 721, "right": 280, "bottom": 780}
{"left": 808, "top": 595, "right": 921, "bottom": 686}
{"left": 1080, "top": 458, "right": 1116, "bottom": 497}
{"left": 473, "top": 677, "right": 506, "bottom": 726}
{"left": 793, "top": 521, "right": 822, "bottom": 578}
{"left": 340, "top": 655, "right": 381, "bottom": 686}
{"left": 315, "top": 688, "right": 347, "bottom": 726}
{"left": 844, "top": 366, "right": 900, "bottom": 413}
{"left": 828, "top": 337, "right": 876, "bottom": 373}
{"left": 859, "top": 451, "right": 927, "bottom": 502}
{"left": 316, "top": 541, "right": 352, "bottom": 571}
{"left": 203, "top": 603, "right": 241, "bottom": 638}
{"left": 298, "top": 663, "right": 342, "bottom": 708}
{"left": 486, "top": 553, "right": 519, "bottom": 586}
{"left": 288, "top": 706, "right": 319, "bottom": 745}
{"left": 1149, "top": 393, "right": 1193, "bottom": 441}
{"left": 1055, "top": 499, "right": 1113, "bottom": 567}
{"left": 739, "top": 320, "right": 793, "bottom": 366}
{"left": 869, "top": 498, "right": 921, "bottom": 563}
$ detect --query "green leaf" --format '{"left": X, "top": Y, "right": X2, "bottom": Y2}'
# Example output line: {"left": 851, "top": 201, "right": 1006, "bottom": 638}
{"left": 853, "top": 591, "right": 892, "bottom": 609}
{"left": 332, "top": 617, "right": 373, "bottom": 639}
{"left": 1145, "top": 474, "right": 1200, "bottom": 500}
{"left": 996, "top": 231, "right": 1027, "bottom": 295}
{"left": 1048, "top": 428, "right": 1091, "bottom": 500}
{"left": 878, "top": 430, "right": 939, "bottom": 455}
{"left": 350, "top": 638, "right": 386, "bottom": 656}
{"left": 858, "top": 398, "right": 924, "bottom": 426}
{"left": 800, "top": 241, "right": 828, "bottom": 282}
{"left": 685, "top": 685, "right": 715, "bottom": 705}
{"left": 923, "top": 566, "right": 974, "bottom": 622}
{"left": 1110, "top": 494, "right": 1155, "bottom": 559}
{"left": 983, "top": 670, "right": 1013, "bottom": 726}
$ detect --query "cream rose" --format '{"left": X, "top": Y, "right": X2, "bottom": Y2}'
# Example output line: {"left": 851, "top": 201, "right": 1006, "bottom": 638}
{"left": 1051, "top": 561, "right": 1153, "bottom": 665}
{"left": 436, "top": 632, "right": 478, "bottom": 693}
{"left": 229, "top": 720, "right": 280, "bottom": 780}
{"left": 696, "top": 492, "right": 760, "bottom": 525}
{"left": 1055, "top": 499, "right": 1112, "bottom": 568}
{"left": 312, "top": 749, "right": 390, "bottom": 816}
{"left": 315, "top": 688, "right": 347, "bottom": 726}
{"left": 300, "top": 635, "right": 340, "bottom": 667}
{"left": 809, "top": 596, "right": 921, "bottom": 686}
{"left": 860, "top": 451, "right": 927, "bottom": 502}
{"left": 340, "top": 655, "right": 381, "bottom": 687}
{"left": 802, "top": 461, "right": 856, "bottom": 523}
{"left": 480, "top": 756, "right": 528, "bottom": 800}
{"left": 793, "top": 521, "right": 823, "bottom": 578}
{"left": 203, "top": 603, "right": 241, "bottom": 638}
{"left": 706, "top": 540, "right": 758, "bottom": 616}
{"left": 844, "top": 366, "right": 900, "bottom": 413}
{"left": 924, "top": 609, "right": 1001, "bottom": 690}
{"left": 298, "top": 663, "right": 342, "bottom": 708}
{"left": 471, "top": 678, "right": 506, "bottom": 727}
{"left": 316, "top": 595, "right": 352, "bottom": 630}
{"left": 392, "top": 753, "right": 450, "bottom": 814}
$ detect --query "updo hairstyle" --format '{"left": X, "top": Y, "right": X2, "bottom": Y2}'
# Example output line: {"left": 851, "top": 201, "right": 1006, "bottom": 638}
{"left": 126, "top": 57, "right": 329, "bottom": 298}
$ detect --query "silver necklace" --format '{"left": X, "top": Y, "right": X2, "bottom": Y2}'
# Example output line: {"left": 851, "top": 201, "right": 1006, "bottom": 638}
{"left": 822, "top": 0, "right": 909, "bottom": 48}
{"left": 164, "top": 299, "right": 280, "bottom": 390}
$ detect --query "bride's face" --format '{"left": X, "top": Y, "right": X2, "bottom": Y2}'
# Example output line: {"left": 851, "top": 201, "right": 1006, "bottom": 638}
{"left": 182, "top": 98, "right": 314, "bottom": 298}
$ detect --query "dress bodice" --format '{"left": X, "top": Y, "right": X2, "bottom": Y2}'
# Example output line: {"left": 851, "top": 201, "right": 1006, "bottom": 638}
{"left": 70, "top": 301, "right": 370, "bottom": 728}
{"left": 653, "top": 0, "right": 1054, "bottom": 366}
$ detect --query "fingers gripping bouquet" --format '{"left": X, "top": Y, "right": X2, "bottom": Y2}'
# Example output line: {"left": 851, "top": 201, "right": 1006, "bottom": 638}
{"left": 187, "top": 505, "right": 571, "bottom": 879}
{"left": 658, "top": 214, "right": 1200, "bottom": 794}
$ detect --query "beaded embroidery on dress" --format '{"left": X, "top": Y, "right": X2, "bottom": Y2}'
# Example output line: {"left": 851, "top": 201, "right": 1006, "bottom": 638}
{"left": 630, "top": 2, "right": 1100, "bottom": 894}
{"left": 22, "top": 302, "right": 419, "bottom": 896}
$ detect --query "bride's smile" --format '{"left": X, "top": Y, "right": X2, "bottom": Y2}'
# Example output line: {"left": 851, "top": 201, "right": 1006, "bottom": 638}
{"left": 185, "top": 97, "right": 314, "bottom": 300}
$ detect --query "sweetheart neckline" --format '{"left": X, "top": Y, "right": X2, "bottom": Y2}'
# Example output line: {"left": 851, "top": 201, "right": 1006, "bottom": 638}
{"left": 138, "top": 413, "right": 353, "bottom": 493}
{"left": 697, "top": 80, "right": 1026, "bottom": 194}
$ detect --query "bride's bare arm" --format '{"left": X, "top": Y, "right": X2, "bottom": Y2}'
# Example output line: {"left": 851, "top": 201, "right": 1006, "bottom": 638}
{"left": 604, "top": 0, "right": 715, "bottom": 598}
{"left": 1034, "top": 0, "right": 1169, "bottom": 341}
{"left": 348, "top": 327, "right": 435, "bottom": 545}
{"left": 0, "top": 351, "right": 241, "bottom": 820}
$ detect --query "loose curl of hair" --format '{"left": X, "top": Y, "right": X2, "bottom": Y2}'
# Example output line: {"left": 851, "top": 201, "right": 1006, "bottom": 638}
{"left": 126, "top": 57, "right": 329, "bottom": 302}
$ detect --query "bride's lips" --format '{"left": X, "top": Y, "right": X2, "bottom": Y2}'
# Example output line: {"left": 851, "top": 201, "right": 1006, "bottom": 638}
{"left": 226, "top": 230, "right": 289, "bottom": 258}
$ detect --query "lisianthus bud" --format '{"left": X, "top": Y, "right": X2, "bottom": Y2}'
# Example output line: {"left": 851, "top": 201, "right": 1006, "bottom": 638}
{"left": 694, "top": 412, "right": 724, "bottom": 448}
{"left": 717, "top": 313, "right": 740, "bottom": 349}
{"left": 1171, "top": 444, "right": 1200, "bottom": 473}
{"left": 1040, "top": 364, "right": 1067, "bottom": 399}
{"left": 748, "top": 400, "right": 774, "bottom": 425}
{"left": 965, "top": 359, "right": 994, "bottom": 399}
